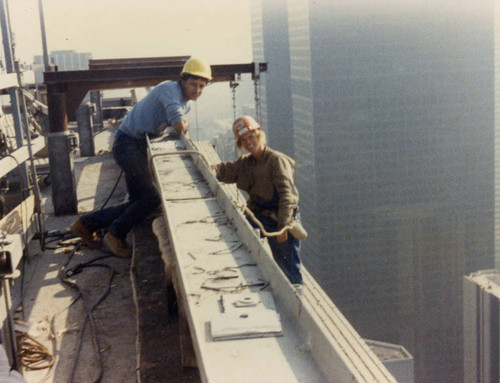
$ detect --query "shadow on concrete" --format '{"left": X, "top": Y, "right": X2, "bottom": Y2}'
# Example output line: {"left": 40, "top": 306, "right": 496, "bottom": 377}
{"left": 133, "top": 220, "right": 201, "bottom": 383}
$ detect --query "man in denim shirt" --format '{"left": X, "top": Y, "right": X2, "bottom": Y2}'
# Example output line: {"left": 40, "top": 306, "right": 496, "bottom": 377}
{"left": 70, "top": 58, "right": 212, "bottom": 256}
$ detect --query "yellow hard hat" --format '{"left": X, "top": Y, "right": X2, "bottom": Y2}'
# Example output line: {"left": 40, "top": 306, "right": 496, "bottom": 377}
{"left": 180, "top": 58, "right": 212, "bottom": 81}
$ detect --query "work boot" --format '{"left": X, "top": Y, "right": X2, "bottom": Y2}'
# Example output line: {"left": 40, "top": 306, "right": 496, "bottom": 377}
{"left": 69, "top": 219, "right": 100, "bottom": 248}
{"left": 103, "top": 232, "right": 132, "bottom": 258}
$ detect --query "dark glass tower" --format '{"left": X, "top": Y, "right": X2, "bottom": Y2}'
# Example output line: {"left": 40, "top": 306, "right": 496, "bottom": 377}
{"left": 250, "top": 0, "right": 294, "bottom": 156}
{"left": 251, "top": 1, "right": 495, "bottom": 382}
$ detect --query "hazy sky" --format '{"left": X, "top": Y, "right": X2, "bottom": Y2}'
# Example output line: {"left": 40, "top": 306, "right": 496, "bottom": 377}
{"left": 6, "top": 0, "right": 256, "bottom": 136}
{"left": 8, "top": 0, "right": 253, "bottom": 65}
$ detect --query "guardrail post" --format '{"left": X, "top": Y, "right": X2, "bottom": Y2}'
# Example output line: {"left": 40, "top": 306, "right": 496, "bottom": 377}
{"left": 76, "top": 102, "right": 95, "bottom": 157}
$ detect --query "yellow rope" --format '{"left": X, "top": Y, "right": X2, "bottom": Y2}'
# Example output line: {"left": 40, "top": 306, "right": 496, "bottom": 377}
{"left": 15, "top": 331, "right": 54, "bottom": 371}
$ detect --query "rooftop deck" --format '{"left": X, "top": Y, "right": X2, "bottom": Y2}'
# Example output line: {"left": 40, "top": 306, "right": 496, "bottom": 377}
{"left": 7, "top": 126, "right": 198, "bottom": 383}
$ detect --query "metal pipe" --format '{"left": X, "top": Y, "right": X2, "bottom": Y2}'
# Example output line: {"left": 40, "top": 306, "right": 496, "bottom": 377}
{"left": 47, "top": 91, "right": 68, "bottom": 133}
{"left": 38, "top": 0, "right": 50, "bottom": 72}
{"left": 0, "top": 0, "right": 30, "bottom": 197}
{"left": 0, "top": 0, "right": 14, "bottom": 73}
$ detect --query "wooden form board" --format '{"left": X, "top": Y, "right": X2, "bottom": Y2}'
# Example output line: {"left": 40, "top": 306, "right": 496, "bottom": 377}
{"left": 0, "top": 194, "right": 38, "bottom": 243}
{"left": 149, "top": 131, "right": 397, "bottom": 383}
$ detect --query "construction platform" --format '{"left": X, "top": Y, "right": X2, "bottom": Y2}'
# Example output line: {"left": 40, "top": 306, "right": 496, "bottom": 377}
{"left": 5, "top": 126, "right": 199, "bottom": 383}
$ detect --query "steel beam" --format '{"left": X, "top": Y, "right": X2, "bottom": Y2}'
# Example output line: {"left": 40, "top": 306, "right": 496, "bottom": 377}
{"left": 76, "top": 103, "right": 95, "bottom": 157}
{"left": 44, "top": 62, "right": 267, "bottom": 119}
{"left": 89, "top": 56, "right": 190, "bottom": 70}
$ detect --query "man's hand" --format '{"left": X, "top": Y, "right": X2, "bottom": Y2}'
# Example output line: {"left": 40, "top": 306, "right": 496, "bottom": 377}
{"left": 277, "top": 230, "right": 288, "bottom": 243}
{"left": 172, "top": 119, "right": 189, "bottom": 135}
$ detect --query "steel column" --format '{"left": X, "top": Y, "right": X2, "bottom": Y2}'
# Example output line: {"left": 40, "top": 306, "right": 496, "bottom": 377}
{"left": 76, "top": 103, "right": 95, "bottom": 157}
{"left": 47, "top": 91, "right": 77, "bottom": 215}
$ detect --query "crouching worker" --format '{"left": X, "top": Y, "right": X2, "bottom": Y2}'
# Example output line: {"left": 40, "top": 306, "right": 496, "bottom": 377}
{"left": 213, "top": 116, "right": 306, "bottom": 285}
{"left": 69, "top": 58, "right": 212, "bottom": 257}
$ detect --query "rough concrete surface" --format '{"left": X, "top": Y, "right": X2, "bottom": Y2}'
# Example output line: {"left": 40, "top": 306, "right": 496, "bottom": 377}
{"left": 11, "top": 128, "right": 200, "bottom": 383}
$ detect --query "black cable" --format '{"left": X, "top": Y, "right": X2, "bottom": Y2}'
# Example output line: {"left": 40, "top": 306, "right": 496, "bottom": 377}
{"left": 58, "top": 244, "right": 117, "bottom": 383}
{"left": 100, "top": 170, "right": 123, "bottom": 210}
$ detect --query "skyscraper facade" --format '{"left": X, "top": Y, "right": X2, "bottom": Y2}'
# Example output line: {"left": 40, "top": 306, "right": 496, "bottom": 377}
{"left": 250, "top": 0, "right": 294, "bottom": 156}
{"left": 251, "top": 1, "right": 495, "bottom": 382}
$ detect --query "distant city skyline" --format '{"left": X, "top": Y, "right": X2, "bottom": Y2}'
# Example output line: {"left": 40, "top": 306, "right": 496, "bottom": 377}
{"left": 6, "top": 1, "right": 257, "bottom": 137}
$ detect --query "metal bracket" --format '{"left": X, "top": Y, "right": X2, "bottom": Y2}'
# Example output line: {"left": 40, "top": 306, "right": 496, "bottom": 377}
{"left": 0, "top": 234, "right": 22, "bottom": 276}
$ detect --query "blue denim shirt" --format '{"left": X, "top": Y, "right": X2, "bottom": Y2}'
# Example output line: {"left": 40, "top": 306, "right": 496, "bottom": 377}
{"left": 118, "top": 81, "right": 190, "bottom": 139}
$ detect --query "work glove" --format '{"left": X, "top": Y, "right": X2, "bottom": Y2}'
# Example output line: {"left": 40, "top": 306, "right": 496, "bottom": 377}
{"left": 277, "top": 230, "right": 288, "bottom": 243}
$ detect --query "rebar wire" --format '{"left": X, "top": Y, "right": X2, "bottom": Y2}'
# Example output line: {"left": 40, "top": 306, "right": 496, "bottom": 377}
{"left": 208, "top": 243, "right": 244, "bottom": 255}
{"left": 148, "top": 148, "right": 210, "bottom": 177}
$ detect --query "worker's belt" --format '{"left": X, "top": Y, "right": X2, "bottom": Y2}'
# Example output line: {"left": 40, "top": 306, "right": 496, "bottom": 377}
{"left": 249, "top": 204, "right": 306, "bottom": 238}
{"left": 259, "top": 209, "right": 279, "bottom": 222}
{"left": 251, "top": 204, "right": 299, "bottom": 221}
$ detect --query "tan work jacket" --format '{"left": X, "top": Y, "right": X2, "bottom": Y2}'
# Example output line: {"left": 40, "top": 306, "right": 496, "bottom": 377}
{"left": 214, "top": 147, "right": 299, "bottom": 228}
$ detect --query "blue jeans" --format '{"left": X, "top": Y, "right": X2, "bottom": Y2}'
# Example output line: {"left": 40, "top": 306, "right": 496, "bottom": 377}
{"left": 249, "top": 208, "right": 303, "bottom": 285}
{"left": 80, "top": 130, "right": 161, "bottom": 239}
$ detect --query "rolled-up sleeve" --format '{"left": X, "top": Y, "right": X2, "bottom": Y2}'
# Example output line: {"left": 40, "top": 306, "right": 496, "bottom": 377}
{"left": 165, "top": 102, "right": 185, "bottom": 125}
{"left": 157, "top": 84, "right": 189, "bottom": 126}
